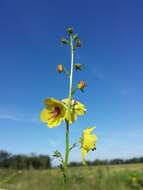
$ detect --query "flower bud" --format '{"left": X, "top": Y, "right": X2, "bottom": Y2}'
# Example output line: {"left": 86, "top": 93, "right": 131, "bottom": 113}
{"left": 67, "top": 27, "right": 74, "bottom": 35}
{"left": 53, "top": 150, "right": 62, "bottom": 158}
{"left": 75, "top": 64, "right": 83, "bottom": 71}
{"left": 73, "top": 34, "right": 78, "bottom": 41}
{"left": 57, "top": 64, "right": 63, "bottom": 73}
{"left": 77, "top": 80, "right": 86, "bottom": 91}
{"left": 75, "top": 38, "right": 82, "bottom": 48}
{"left": 61, "top": 37, "right": 69, "bottom": 45}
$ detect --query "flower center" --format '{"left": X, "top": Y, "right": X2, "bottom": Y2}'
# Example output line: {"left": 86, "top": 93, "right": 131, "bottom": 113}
{"left": 54, "top": 107, "right": 61, "bottom": 116}
{"left": 48, "top": 106, "right": 61, "bottom": 121}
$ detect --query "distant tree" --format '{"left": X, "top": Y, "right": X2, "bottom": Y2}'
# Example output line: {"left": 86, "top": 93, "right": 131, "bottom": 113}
{"left": 110, "top": 159, "right": 124, "bottom": 165}
{"left": 0, "top": 150, "right": 51, "bottom": 170}
{"left": 69, "top": 162, "right": 82, "bottom": 167}
{"left": 0, "top": 150, "right": 11, "bottom": 162}
{"left": 0, "top": 150, "right": 12, "bottom": 168}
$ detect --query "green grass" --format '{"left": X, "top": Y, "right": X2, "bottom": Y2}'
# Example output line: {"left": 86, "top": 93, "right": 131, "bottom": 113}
{"left": 0, "top": 164, "right": 143, "bottom": 190}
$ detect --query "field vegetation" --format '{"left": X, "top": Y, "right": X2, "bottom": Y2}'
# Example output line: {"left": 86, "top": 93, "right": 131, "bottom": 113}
{"left": 0, "top": 164, "right": 143, "bottom": 190}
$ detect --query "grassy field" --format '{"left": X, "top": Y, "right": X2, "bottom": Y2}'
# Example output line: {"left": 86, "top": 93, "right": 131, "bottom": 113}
{"left": 0, "top": 164, "right": 143, "bottom": 190}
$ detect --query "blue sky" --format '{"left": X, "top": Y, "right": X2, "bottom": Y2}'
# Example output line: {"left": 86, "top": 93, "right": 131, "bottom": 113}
{"left": 0, "top": 0, "right": 143, "bottom": 165}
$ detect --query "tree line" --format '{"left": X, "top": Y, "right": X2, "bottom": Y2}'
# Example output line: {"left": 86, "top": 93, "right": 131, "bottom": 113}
{"left": 0, "top": 150, "right": 143, "bottom": 169}
{"left": 0, "top": 150, "right": 51, "bottom": 169}
{"left": 69, "top": 157, "right": 143, "bottom": 167}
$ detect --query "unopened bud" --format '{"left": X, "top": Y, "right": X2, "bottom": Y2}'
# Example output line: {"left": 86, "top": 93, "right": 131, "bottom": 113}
{"left": 53, "top": 150, "right": 62, "bottom": 158}
{"left": 57, "top": 64, "right": 63, "bottom": 73}
{"left": 73, "top": 34, "right": 78, "bottom": 40}
{"left": 61, "top": 37, "right": 69, "bottom": 45}
{"left": 77, "top": 80, "right": 86, "bottom": 91}
{"left": 75, "top": 64, "right": 83, "bottom": 71}
{"left": 75, "top": 38, "right": 82, "bottom": 48}
{"left": 67, "top": 27, "right": 74, "bottom": 35}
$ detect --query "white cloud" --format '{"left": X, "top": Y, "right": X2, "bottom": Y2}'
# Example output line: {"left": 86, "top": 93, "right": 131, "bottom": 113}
{"left": 0, "top": 111, "right": 40, "bottom": 124}
{"left": 0, "top": 113, "right": 21, "bottom": 121}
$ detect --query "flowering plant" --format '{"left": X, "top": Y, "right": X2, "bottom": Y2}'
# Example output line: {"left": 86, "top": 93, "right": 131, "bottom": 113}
{"left": 40, "top": 27, "right": 97, "bottom": 186}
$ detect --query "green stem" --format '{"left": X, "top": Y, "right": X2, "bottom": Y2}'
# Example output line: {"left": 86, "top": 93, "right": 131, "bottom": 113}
{"left": 63, "top": 35, "right": 74, "bottom": 184}
{"left": 69, "top": 35, "right": 74, "bottom": 99}
{"left": 64, "top": 120, "right": 69, "bottom": 184}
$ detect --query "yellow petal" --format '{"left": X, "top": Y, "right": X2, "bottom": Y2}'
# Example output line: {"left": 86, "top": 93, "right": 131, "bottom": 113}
{"left": 82, "top": 148, "right": 88, "bottom": 158}
{"left": 67, "top": 110, "right": 77, "bottom": 124}
{"left": 62, "top": 98, "right": 69, "bottom": 105}
{"left": 84, "top": 126, "right": 96, "bottom": 134}
{"left": 82, "top": 127, "right": 97, "bottom": 150}
{"left": 40, "top": 108, "right": 50, "bottom": 123}
{"left": 47, "top": 116, "right": 63, "bottom": 128}
{"left": 74, "top": 101, "right": 86, "bottom": 116}
{"left": 44, "top": 98, "right": 64, "bottom": 109}
{"left": 83, "top": 134, "right": 97, "bottom": 149}
{"left": 44, "top": 98, "right": 59, "bottom": 105}
{"left": 91, "top": 134, "right": 97, "bottom": 142}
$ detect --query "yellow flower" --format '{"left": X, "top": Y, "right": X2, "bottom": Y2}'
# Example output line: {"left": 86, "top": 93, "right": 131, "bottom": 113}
{"left": 62, "top": 98, "right": 86, "bottom": 124}
{"left": 81, "top": 127, "right": 97, "bottom": 164}
{"left": 40, "top": 98, "right": 66, "bottom": 128}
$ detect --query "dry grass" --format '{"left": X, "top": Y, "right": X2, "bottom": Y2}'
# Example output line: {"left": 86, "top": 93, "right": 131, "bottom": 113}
{"left": 0, "top": 163, "right": 143, "bottom": 190}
